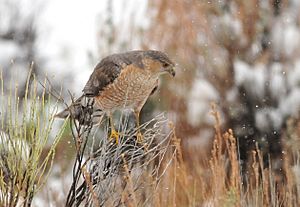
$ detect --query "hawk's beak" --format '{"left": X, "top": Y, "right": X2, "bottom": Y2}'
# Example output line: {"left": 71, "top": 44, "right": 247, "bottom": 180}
{"left": 170, "top": 66, "right": 176, "bottom": 77}
{"left": 164, "top": 66, "right": 176, "bottom": 77}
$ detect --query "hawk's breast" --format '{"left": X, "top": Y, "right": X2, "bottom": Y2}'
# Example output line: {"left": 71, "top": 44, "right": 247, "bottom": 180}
{"left": 95, "top": 65, "right": 158, "bottom": 111}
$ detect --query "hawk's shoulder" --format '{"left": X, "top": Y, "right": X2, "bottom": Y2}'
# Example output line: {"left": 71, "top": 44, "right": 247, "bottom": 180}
{"left": 83, "top": 52, "right": 145, "bottom": 97}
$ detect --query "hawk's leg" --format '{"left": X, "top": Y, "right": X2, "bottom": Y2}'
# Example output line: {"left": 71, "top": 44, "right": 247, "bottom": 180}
{"left": 108, "top": 113, "right": 119, "bottom": 144}
{"left": 134, "top": 110, "right": 143, "bottom": 143}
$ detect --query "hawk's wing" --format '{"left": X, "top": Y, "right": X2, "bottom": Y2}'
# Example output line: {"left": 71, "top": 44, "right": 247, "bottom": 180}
{"left": 83, "top": 61, "right": 121, "bottom": 96}
{"left": 83, "top": 52, "right": 145, "bottom": 97}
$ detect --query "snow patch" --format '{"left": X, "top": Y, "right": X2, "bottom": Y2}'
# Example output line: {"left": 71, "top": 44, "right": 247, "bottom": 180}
{"left": 279, "top": 89, "right": 300, "bottom": 118}
{"left": 187, "top": 79, "right": 219, "bottom": 126}
{"left": 269, "top": 63, "right": 286, "bottom": 101}
{"left": 0, "top": 40, "right": 22, "bottom": 66}
{"left": 255, "top": 108, "right": 283, "bottom": 132}
{"left": 234, "top": 60, "right": 266, "bottom": 99}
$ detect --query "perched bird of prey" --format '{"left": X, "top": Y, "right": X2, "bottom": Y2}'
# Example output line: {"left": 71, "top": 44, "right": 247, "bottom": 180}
{"left": 56, "top": 50, "right": 175, "bottom": 143}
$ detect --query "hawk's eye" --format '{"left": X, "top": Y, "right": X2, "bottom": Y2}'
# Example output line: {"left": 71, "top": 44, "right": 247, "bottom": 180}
{"left": 162, "top": 62, "right": 169, "bottom": 67}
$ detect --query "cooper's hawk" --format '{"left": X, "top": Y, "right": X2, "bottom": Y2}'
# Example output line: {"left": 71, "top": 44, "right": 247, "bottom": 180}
{"left": 56, "top": 50, "right": 175, "bottom": 143}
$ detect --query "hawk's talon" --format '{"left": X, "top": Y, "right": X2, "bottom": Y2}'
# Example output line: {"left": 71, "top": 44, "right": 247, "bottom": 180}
{"left": 136, "top": 131, "right": 143, "bottom": 143}
{"left": 109, "top": 129, "right": 120, "bottom": 144}
{"left": 143, "top": 143, "right": 149, "bottom": 152}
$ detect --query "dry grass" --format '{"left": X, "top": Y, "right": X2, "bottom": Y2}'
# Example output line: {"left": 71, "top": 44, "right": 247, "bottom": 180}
{"left": 146, "top": 105, "right": 300, "bottom": 207}
{"left": 64, "top": 110, "right": 176, "bottom": 207}
{"left": 42, "top": 103, "right": 300, "bottom": 207}
{"left": 63, "top": 103, "right": 300, "bottom": 207}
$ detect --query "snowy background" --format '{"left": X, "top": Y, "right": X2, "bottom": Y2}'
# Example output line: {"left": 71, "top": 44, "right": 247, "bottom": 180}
{"left": 0, "top": 0, "right": 149, "bottom": 95}
{"left": 1, "top": 0, "right": 300, "bottom": 205}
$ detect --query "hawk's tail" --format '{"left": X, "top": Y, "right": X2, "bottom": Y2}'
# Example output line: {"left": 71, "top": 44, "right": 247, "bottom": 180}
{"left": 54, "top": 108, "right": 71, "bottom": 119}
{"left": 54, "top": 96, "right": 103, "bottom": 125}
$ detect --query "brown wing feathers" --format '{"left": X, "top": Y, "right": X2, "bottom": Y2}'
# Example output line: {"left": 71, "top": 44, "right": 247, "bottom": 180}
{"left": 83, "top": 61, "right": 121, "bottom": 97}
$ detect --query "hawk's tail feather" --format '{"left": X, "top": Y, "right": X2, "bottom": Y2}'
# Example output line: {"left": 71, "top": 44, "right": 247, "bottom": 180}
{"left": 54, "top": 96, "right": 103, "bottom": 126}
{"left": 54, "top": 108, "right": 71, "bottom": 119}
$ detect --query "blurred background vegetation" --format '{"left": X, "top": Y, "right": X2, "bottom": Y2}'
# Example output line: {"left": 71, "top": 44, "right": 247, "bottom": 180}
{"left": 1, "top": 0, "right": 300, "bottom": 206}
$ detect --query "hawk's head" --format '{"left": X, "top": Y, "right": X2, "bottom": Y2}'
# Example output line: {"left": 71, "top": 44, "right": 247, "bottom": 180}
{"left": 143, "top": 50, "right": 176, "bottom": 77}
